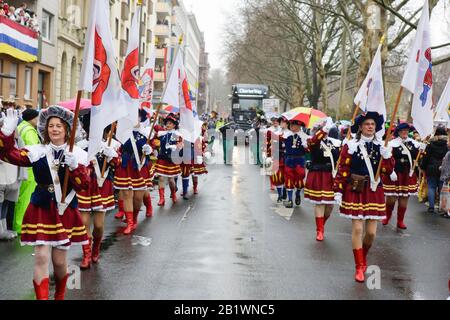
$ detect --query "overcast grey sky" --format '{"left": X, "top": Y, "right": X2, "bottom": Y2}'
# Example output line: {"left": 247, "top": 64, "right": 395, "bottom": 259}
{"left": 183, "top": 0, "right": 238, "bottom": 71}
{"left": 183, "top": 0, "right": 449, "bottom": 71}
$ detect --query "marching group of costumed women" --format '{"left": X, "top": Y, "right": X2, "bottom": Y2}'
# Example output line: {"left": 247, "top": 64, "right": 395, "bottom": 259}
{"left": 265, "top": 112, "right": 426, "bottom": 283}
{"left": 0, "top": 106, "right": 210, "bottom": 300}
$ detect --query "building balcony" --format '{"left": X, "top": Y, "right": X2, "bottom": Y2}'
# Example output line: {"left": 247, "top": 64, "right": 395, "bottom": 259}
{"left": 156, "top": 2, "right": 171, "bottom": 15}
{"left": 156, "top": 48, "right": 166, "bottom": 59}
{"left": 154, "top": 71, "right": 165, "bottom": 82}
{"left": 154, "top": 24, "right": 170, "bottom": 36}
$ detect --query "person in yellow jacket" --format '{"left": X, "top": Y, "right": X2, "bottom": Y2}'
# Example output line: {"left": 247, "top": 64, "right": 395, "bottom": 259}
{"left": 13, "top": 109, "right": 40, "bottom": 234}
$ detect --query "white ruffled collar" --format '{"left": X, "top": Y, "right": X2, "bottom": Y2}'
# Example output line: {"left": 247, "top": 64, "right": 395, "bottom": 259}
{"left": 360, "top": 135, "right": 375, "bottom": 143}
{"left": 49, "top": 143, "right": 67, "bottom": 152}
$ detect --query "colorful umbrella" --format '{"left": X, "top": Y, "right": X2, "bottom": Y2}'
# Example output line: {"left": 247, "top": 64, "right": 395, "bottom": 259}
{"left": 59, "top": 98, "right": 92, "bottom": 111}
{"left": 282, "top": 107, "right": 327, "bottom": 129}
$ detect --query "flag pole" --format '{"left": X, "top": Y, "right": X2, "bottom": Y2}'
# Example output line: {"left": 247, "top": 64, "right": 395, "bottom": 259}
{"left": 61, "top": 90, "right": 83, "bottom": 203}
{"left": 100, "top": 121, "right": 117, "bottom": 178}
{"left": 334, "top": 102, "right": 360, "bottom": 174}
{"left": 374, "top": 86, "right": 404, "bottom": 183}
{"left": 140, "top": 35, "right": 184, "bottom": 164}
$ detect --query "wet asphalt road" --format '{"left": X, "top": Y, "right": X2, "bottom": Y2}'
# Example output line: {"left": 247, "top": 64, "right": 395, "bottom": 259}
{"left": 0, "top": 144, "right": 449, "bottom": 300}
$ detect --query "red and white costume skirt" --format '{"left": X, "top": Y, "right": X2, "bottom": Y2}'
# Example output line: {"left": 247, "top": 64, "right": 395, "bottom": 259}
{"left": 114, "top": 161, "right": 147, "bottom": 191}
{"left": 154, "top": 159, "right": 181, "bottom": 178}
{"left": 140, "top": 163, "right": 154, "bottom": 189}
{"left": 21, "top": 202, "right": 89, "bottom": 250}
{"left": 339, "top": 184, "right": 386, "bottom": 221}
{"left": 305, "top": 170, "right": 335, "bottom": 204}
{"left": 77, "top": 166, "right": 105, "bottom": 212}
{"left": 270, "top": 162, "right": 285, "bottom": 187}
{"left": 382, "top": 171, "right": 418, "bottom": 197}
{"left": 180, "top": 163, "right": 193, "bottom": 179}
{"left": 192, "top": 163, "right": 208, "bottom": 176}
{"left": 99, "top": 179, "right": 115, "bottom": 211}
{"left": 284, "top": 165, "right": 305, "bottom": 190}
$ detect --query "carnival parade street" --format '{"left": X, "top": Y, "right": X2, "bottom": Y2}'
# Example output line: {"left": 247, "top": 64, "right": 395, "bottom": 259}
{"left": 1, "top": 144, "right": 449, "bottom": 300}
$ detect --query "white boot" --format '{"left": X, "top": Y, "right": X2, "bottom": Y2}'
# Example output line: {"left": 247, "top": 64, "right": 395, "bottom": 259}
{"left": 0, "top": 219, "right": 14, "bottom": 240}
{"left": 1, "top": 219, "right": 17, "bottom": 239}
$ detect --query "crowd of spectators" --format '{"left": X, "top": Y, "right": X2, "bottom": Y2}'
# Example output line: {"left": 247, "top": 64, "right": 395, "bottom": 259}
{"left": 0, "top": 2, "right": 40, "bottom": 34}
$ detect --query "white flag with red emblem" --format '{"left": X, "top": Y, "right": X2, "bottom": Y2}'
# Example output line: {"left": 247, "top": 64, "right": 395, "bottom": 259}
{"left": 401, "top": 0, "right": 434, "bottom": 139}
{"left": 162, "top": 48, "right": 196, "bottom": 142}
{"left": 354, "top": 44, "right": 386, "bottom": 137}
{"left": 79, "top": 0, "right": 127, "bottom": 160}
{"left": 116, "top": 6, "right": 141, "bottom": 144}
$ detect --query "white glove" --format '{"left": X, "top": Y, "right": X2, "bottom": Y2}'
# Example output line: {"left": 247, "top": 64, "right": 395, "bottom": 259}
{"left": 103, "top": 145, "right": 118, "bottom": 160}
{"left": 196, "top": 155, "right": 203, "bottom": 164}
{"left": 380, "top": 146, "right": 392, "bottom": 159}
{"left": 63, "top": 152, "right": 78, "bottom": 171}
{"left": 323, "top": 117, "right": 334, "bottom": 133}
{"left": 334, "top": 193, "right": 343, "bottom": 206}
{"left": 418, "top": 143, "right": 427, "bottom": 152}
{"left": 1, "top": 109, "right": 19, "bottom": 136}
{"left": 265, "top": 157, "right": 273, "bottom": 168}
{"left": 204, "top": 152, "right": 212, "bottom": 160}
{"left": 142, "top": 144, "right": 153, "bottom": 156}
{"left": 390, "top": 171, "right": 398, "bottom": 182}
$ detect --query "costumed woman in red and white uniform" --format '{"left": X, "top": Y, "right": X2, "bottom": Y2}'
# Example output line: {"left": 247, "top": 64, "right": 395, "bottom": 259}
{"left": 305, "top": 117, "right": 341, "bottom": 241}
{"left": 265, "top": 117, "right": 289, "bottom": 203}
{"left": 382, "top": 123, "right": 425, "bottom": 229}
{"left": 154, "top": 113, "right": 183, "bottom": 206}
{"left": 0, "top": 106, "right": 90, "bottom": 300}
{"left": 114, "top": 121, "right": 153, "bottom": 235}
{"left": 283, "top": 119, "right": 308, "bottom": 208}
{"left": 333, "top": 112, "right": 394, "bottom": 283}
{"left": 76, "top": 114, "right": 119, "bottom": 269}
{"left": 190, "top": 121, "right": 210, "bottom": 195}
{"left": 266, "top": 117, "right": 282, "bottom": 191}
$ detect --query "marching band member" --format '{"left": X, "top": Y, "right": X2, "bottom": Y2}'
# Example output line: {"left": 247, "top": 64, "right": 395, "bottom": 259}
{"left": 77, "top": 115, "right": 119, "bottom": 269}
{"left": 265, "top": 117, "right": 288, "bottom": 203}
{"left": 283, "top": 119, "right": 308, "bottom": 208}
{"left": 305, "top": 118, "right": 341, "bottom": 241}
{"left": 382, "top": 123, "right": 424, "bottom": 229}
{"left": 154, "top": 113, "right": 182, "bottom": 206}
{"left": 0, "top": 106, "right": 90, "bottom": 300}
{"left": 114, "top": 121, "right": 153, "bottom": 235}
{"left": 333, "top": 112, "right": 394, "bottom": 283}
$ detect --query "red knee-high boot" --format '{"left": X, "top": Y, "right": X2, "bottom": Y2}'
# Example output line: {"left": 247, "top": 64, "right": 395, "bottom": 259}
{"left": 54, "top": 274, "right": 69, "bottom": 300}
{"left": 397, "top": 206, "right": 408, "bottom": 230}
{"left": 362, "top": 245, "right": 371, "bottom": 273}
{"left": 143, "top": 193, "right": 153, "bottom": 218}
{"left": 382, "top": 203, "right": 395, "bottom": 226}
{"left": 353, "top": 248, "right": 365, "bottom": 283}
{"left": 170, "top": 184, "right": 177, "bottom": 203}
{"left": 133, "top": 210, "right": 140, "bottom": 230}
{"left": 193, "top": 178, "right": 199, "bottom": 195}
{"left": 158, "top": 188, "right": 165, "bottom": 206}
{"left": 115, "top": 199, "right": 125, "bottom": 219}
{"left": 80, "top": 238, "right": 92, "bottom": 270}
{"left": 33, "top": 278, "right": 49, "bottom": 300}
{"left": 92, "top": 236, "right": 102, "bottom": 264}
{"left": 123, "top": 212, "right": 134, "bottom": 235}
{"left": 315, "top": 217, "right": 325, "bottom": 241}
